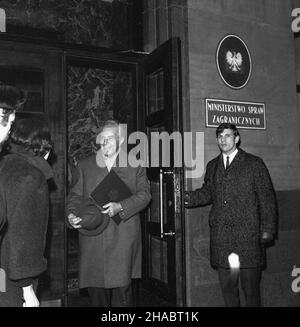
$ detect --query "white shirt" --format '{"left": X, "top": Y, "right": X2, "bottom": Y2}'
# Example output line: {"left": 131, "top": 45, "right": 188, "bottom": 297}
{"left": 223, "top": 148, "right": 238, "bottom": 168}
{"left": 102, "top": 150, "right": 119, "bottom": 172}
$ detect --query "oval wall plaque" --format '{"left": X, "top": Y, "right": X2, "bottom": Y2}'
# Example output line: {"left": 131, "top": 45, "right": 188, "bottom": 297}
{"left": 216, "top": 34, "right": 252, "bottom": 89}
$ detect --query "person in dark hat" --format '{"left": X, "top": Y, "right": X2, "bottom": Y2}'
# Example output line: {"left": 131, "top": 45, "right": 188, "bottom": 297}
{"left": 0, "top": 118, "right": 53, "bottom": 307}
{"left": 0, "top": 83, "right": 25, "bottom": 231}
{"left": 184, "top": 123, "right": 277, "bottom": 307}
{"left": 0, "top": 83, "right": 25, "bottom": 151}
{"left": 67, "top": 120, "right": 151, "bottom": 307}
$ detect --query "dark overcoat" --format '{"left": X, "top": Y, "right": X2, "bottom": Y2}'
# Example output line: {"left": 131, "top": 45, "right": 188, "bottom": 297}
{"left": 0, "top": 149, "right": 52, "bottom": 306}
{"left": 187, "top": 149, "right": 277, "bottom": 268}
{"left": 67, "top": 151, "right": 151, "bottom": 288}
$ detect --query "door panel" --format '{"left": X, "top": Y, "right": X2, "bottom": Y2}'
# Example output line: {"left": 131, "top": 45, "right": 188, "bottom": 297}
{"left": 147, "top": 68, "right": 164, "bottom": 115}
{"left": 141, "top": 37, "right": 185, "bottom": 306}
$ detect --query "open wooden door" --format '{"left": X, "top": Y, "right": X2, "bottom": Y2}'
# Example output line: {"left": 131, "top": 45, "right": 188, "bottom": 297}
{"left": 139, "top": 37, "right": 186, "bottom": 306}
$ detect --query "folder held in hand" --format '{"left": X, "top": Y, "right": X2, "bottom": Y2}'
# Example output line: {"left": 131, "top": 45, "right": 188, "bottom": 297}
{"left": 90, "top": 170, "right": 132, "bottom": 225}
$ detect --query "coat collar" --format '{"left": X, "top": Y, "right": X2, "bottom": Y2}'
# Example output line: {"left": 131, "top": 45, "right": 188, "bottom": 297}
{"left": 9, "top": 144, "right": 53, "bottom": 180}
{"left": 217, "top": 148, "right": 246, "bottom": 171}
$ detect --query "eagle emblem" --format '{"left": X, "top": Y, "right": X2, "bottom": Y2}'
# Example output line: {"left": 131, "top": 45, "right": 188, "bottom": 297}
{"left": 226, "top": 51, "right": 242, "bottom": 72}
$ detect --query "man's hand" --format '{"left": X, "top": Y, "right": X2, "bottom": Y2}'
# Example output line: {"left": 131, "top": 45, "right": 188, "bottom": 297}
{"left": 261, "top": 231, "right": 273, "bottom": 244}
{"left": 101, "top": 202, "right": 122, "bottom": 218}
{"left": 22, "top": 285, "right": 39, "bottom": 307}
{"left": 68, "top": 213, "right": 82, "bottom": 229}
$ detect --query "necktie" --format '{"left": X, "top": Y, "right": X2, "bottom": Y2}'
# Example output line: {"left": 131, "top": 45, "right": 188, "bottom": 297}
{"left": 225, "top": 156, "right": 230, "bottom": 170}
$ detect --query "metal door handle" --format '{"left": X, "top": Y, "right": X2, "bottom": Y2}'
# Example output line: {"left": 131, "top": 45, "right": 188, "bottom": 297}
{"left": 159, "top": 169, "right": 164, "bottom": 239}
{"left": 159, "top": 169, "right": 175, "bottom": 239}
{"left": 163, "top": 231, "right": 175, "bottom": 236}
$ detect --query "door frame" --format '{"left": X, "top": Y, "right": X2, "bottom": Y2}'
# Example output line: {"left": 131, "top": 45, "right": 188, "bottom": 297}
{"left": 64, "top": 49, "right": 146, "bottom": 303}
{"left": 0, "top": 33, "right": 186, "bottom": 306}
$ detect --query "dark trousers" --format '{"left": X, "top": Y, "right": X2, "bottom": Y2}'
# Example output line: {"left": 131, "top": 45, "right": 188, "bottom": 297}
{"left": 88, "top": 284, "right": 133, "bottom": 307}
{"left": 218, "top": 267, "right": 262, "bottom": 307}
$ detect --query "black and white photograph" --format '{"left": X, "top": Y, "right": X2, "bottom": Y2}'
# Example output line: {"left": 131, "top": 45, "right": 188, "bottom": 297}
{"left": 0, "top": 0, "right": 299, "bottom": 319}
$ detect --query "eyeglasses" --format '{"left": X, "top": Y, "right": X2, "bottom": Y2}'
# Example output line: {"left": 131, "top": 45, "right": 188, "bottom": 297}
{"left": 98, "top": 135, "right": 116, "bottom": 146}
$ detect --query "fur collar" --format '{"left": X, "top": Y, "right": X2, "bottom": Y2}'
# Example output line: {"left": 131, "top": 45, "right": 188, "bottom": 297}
{"left": 9, "top": 144, "right": 53, "bottom": 180}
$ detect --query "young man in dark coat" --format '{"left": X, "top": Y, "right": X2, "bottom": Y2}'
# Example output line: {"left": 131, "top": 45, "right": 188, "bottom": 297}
{"left": 185, "top": 123, "right": 277, "bottom": 307}
{"left": 67, "top": 120, "right": 151, "bottom": 307}
{"left": 0, "top": 118, "right": 53, "bottom": 307}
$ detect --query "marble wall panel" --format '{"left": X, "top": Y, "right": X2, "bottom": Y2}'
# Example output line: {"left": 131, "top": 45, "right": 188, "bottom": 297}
{"left": 67, "top": 65, "right": 134, "bottom": 161}
{"left": 0, "top": 0, "right": 132, "bottom": 48}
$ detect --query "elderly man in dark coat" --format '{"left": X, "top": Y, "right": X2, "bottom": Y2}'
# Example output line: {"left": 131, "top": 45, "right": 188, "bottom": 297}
{"left": 67, "top": 120, "right": 151, "bottom": 307}
{"left": 185, "top": 123, "right": 277, "bottom": 307}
